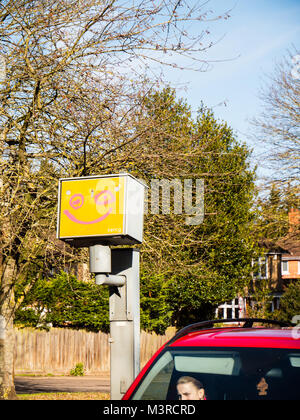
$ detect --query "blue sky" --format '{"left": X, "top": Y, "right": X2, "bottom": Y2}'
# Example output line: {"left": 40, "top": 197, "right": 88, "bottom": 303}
{"left": 165, "top": 0, "right": 300, "bottom": 176}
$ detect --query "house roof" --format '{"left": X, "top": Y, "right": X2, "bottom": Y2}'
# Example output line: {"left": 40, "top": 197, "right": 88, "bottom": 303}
{"left": 259, "top": 208, "right": 300, "bottom": 257}
{"left": 258, "top": 234, "right": 300, "bottom": 257}
{"left": 258, "top": 239, "right": 287, "bottom": 254}
{"left": 277, "top": 233, "right": 300, "bottom": 257}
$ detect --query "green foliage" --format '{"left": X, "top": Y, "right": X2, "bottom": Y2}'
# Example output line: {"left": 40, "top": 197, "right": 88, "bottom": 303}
{"left": 70, "top": 363, "right": 85, "bottom": 377}
{"left": 255, "top": 183, "right": 299, "bottom": 240}
{"left": 15, "top": 88, "right": 258, "bottom": 335}
{"left": 273, "top": 281, "right": 300, "bottom": 323}
{"left": 140, "top": 272, "right": 172, "bottom": 335}
{"left": 137, "top": 89, "right": 259, "bottom": 330}
{"left": 15, "top": 272, "right": 109, "bottom": 333}
{"left": 246, "top": 277, "right": 274, "bottom": 319}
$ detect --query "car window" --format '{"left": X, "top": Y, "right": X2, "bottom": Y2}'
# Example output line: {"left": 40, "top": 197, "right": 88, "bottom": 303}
{"left": 174, "top": 352, "right": 241, "bottom": 375}
{"left": 289, "top": 354, "right": 300, "bottom": 367}
{"left": 131, "top": 347, "right": 300, "bottom": 400}
{"left": 133, "top": 351, "right": 174, "bottom": 400}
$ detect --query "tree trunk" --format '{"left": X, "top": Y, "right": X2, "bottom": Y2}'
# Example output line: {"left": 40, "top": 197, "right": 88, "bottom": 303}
{"left": 0, "top": 258, "right": 17, "bottom": 400}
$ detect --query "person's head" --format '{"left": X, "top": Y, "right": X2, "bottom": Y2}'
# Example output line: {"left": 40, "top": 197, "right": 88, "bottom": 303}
{"left": 176, "top": 376, "right": 205, "bottom": 400}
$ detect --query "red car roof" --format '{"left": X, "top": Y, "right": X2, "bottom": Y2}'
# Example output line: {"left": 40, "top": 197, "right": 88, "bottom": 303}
{"left": 168, "top": 327, "right": 300, "bottom": 349}
{"left": 122, "top": 326, "right": 300, "bottom": 399}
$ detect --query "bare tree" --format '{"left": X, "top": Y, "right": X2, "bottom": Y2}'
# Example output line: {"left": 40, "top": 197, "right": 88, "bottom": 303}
{"left": 250, "top": 50, "right": 300, "bottom": 244}
{"left": 251, "top": 49, "right": 300, "bottom": 184}
{"left": 0, "top": 0, "right": 229, "bottom": 398}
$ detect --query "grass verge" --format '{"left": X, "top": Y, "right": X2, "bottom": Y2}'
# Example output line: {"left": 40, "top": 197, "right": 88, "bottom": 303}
{"left": 17, "top": 392, "right": 110, "bottom": 400}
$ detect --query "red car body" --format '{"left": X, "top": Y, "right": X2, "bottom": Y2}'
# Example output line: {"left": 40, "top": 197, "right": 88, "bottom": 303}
{"left": 123, "top": 319, "right": 300, "bottom": 400}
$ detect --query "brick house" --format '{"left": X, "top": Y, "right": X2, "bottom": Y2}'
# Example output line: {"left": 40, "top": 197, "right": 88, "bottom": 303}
{"left": 216, "top": 208, "right": 300, "bottom": 319}
{"left": 249, "top": 207, "right": 300, "bottom": 313}
{"left": 279, "top": 207, "right": 300, "bottom": 282}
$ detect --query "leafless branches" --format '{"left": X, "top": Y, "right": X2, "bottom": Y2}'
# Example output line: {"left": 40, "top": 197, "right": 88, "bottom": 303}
{"left": 251, "top": 49, "right": 300, "bottom": 186}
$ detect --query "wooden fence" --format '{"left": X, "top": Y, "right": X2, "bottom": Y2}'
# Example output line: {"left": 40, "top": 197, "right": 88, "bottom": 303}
{"left": 14, "top": 327, "right": 175, "bottom": 375}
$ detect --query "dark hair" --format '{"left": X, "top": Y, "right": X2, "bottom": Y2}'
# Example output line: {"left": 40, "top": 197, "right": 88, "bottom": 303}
{"left": 177, "top": 376, "right": 204, "bottom": 390}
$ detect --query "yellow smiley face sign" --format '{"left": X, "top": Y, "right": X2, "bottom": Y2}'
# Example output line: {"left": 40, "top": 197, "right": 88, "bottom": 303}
{"left": 57, "top": 174, "right": 146, "bottom": 246}
{"left": 58, "top": 176, "right": 125, "bottom": 241}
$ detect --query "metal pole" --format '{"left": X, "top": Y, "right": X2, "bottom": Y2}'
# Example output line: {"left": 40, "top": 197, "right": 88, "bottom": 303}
{"left": 89, "top": 245, "right": 140, "bottom": 400}
{"left": 109, "top": 248, "right": 140, "bottom": 400}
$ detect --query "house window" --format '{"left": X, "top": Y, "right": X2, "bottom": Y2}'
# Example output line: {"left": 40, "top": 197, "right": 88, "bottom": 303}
{"left": 282, "top": 261, "right": 289, "bottom": 275}
{"left": 298, "top": 261, "right": 300, "bottom": 275}
{"left": 215, "top": 297, "right": 246, "bottom": 320}
{"left": 260, "top": 257, "right": 267, "bottom": 278}
{"left": 252, "top": 257, "right": 268, "bottom": 279}
{"left": 271, "top": 296, "right": 281, "bottom": 312}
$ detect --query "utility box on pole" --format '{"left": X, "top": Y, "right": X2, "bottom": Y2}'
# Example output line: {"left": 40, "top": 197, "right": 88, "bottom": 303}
{"left": 57, "top": 173, "right": 146, "bottom": 400}
{"left": 57, "top": 173, "right": 145, "bottom": 247}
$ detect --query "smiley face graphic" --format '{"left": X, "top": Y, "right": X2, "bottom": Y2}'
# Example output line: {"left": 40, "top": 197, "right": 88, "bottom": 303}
{"left": 63, "top": 190, "right": 116, "bottom": 225}
{"left": 58, "top": 177, "right": 125, "bottom": 238}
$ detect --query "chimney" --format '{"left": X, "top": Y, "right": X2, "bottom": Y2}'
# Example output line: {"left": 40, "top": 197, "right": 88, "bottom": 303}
{"left": 289, "top": 208, "right": 300, "bottom": 233}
